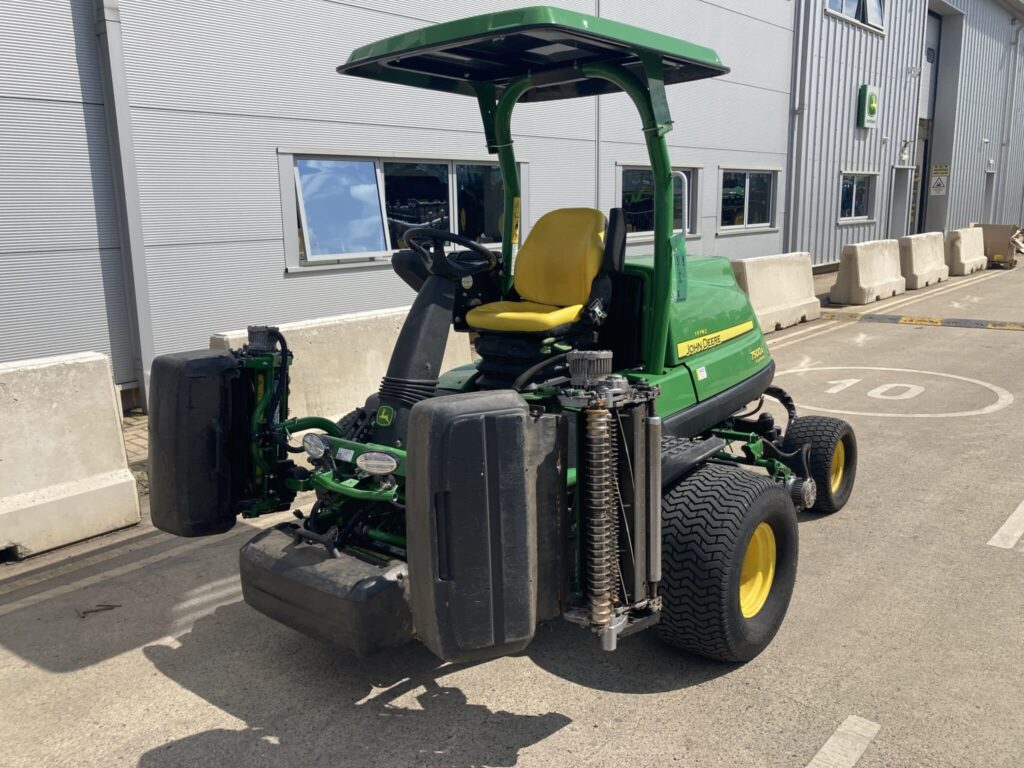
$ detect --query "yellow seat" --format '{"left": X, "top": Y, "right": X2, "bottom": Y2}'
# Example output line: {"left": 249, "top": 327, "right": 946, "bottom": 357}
{"left": 463, "top": 300, "right": 584, "bottom": 333}
{"left": 466, "top": 208, "right": 606, "bottom": 334}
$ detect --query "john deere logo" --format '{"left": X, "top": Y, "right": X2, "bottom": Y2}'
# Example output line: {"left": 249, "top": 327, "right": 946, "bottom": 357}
{"left": 376, "top": 405, "right": 394, "bottom": 427}
{"left": 858, "top": 84, "right": 879, "bottom": 129}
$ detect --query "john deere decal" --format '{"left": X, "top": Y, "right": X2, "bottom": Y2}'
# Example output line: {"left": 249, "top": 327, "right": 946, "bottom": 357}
{"left": 376, "top": 405, "right": 395, "bottom": 427}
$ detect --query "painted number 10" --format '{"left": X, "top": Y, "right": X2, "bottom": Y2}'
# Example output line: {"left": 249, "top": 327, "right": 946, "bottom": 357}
{"left": 825, "top": 379, "right": 925, "bottom": 400}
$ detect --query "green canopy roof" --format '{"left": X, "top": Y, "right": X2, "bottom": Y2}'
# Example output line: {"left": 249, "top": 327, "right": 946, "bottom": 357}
{"left": 338, "top": 6, "right": 729, "bottom": 102}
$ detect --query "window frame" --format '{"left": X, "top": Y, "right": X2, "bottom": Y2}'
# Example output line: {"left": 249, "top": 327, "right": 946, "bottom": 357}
{"left": 717, "top": 168, "right": 780, "bottom": 235}
{"left": 291, "top": 155, "right": 391, "bottom": 264}
{"left": 838, "top": 171, "right": 879, "bottom": 224}
{"left": 615, "top": 162, "right": 701, "bottom": 242}
{"left": 824, "top": 0, "right": 886, "bottom": 34}
{"left": 278, "top": 148, "right": 529, "bottom": 273}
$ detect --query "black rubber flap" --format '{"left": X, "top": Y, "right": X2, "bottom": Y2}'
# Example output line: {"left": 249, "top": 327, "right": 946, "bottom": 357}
{"left": 406, "top": 391, "right": 539, "bottom": 662}
{"left": 240, "top": 527, "right": 413, "bottom": 656}
{"left": 148, "top": 349, "right": 242, "bottom": 537}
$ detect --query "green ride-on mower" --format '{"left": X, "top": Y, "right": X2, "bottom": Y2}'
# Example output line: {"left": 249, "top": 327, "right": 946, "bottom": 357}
{"left": 148, "top": 7, "right": 857, "bottom": 664}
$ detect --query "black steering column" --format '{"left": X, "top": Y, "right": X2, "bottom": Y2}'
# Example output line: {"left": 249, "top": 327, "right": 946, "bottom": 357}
{"left": 370, "top": 229, "right": 497, "bottom": 448}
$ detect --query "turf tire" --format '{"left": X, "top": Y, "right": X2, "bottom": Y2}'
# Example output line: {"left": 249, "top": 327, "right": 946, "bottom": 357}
{"left": 658, "top": 463, "right": 798, "bottom": 663}
{"left": 336, "top": 395, "right": 380, "bottom": 440}
{"left": 782, "top": 415, "right": 856, "bottom": 514}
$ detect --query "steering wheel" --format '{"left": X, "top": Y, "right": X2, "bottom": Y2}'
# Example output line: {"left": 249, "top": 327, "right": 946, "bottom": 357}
{"left": 403, "top": 227, "right": 499, "bottom": 279}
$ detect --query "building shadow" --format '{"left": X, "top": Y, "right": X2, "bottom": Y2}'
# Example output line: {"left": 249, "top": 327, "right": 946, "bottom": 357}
{"left": 0, "top": 519, "right": 262, "bottom": 673}
{"left": 138, "top": 602, "right": 570, "bottom": 768}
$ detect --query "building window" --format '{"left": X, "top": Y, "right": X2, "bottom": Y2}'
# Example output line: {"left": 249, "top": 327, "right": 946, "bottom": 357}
{"left": 289, "top": 155, "right": 508, "bottom": 265}
{"left": 294, "top": 158, "right": 387, "bottom": 259}
{"left": 383, "top": 162, "right": 450, "bottom": 249}
{"left": 720, "top": 171, "right": 775, "bottom": 230}
{"left": 826, "top": 0, "right": 884, "bottom": 30}
{"left": 456, "top": 164, "right": 504, "bottom": 243}
{"left": 839, "top": 174, "right": 875, "bottom": 220}
{"left": 620, "top": 167, "right": 697, "bottom": 235}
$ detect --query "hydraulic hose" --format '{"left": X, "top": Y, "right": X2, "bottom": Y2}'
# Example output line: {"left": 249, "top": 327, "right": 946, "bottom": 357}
{"left": 266, "top": 328, "right": 304, "bottom": 454}
{"left": 512, "top": 352, "right": 570, "bottom": 392}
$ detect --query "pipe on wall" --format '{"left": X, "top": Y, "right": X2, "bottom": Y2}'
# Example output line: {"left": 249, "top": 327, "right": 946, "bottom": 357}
{"left": 92, "top": 0, "right": 156, "bottom": 408}
{"left": 783, "top": 0, "right": 815, "bottom": 252}
{"left": 997, "top": 19, "right": 1022, "bottom": 220}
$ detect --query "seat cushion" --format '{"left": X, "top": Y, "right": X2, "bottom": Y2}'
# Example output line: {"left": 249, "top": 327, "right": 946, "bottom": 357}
{"left": 466, "top": 301, "right": 583, "bottom": 333}
{"left": 514, "top": 208, "right": 606, "bottom": 307}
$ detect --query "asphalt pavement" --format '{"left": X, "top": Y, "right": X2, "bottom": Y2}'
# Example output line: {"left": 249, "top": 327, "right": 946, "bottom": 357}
{"left": 2, "top": 265, "right": 1022, "bottom": 768}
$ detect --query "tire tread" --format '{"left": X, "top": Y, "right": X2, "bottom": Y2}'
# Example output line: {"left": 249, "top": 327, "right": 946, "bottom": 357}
{"left": 657, "top": 463, "right": 786, "bottom": 661}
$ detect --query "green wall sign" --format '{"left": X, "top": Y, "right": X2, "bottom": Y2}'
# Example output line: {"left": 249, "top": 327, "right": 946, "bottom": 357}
{"left": 858, "top": 84, "right": 879, "bottom": 129}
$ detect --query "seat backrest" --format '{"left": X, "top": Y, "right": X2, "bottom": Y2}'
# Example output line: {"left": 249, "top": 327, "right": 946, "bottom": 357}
{"left": 513, "top": 208, "right": 606, "bottom": 307}
{"left": 604, "top": 208, "right": 627, "bottom": 273}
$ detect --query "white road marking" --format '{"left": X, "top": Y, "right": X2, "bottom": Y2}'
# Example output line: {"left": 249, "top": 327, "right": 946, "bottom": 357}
{"left": 776, "top": 366, "right": 1014, "bottom": 419}
{"left": 0, "top": 513, "right": 290, "bottom": 618}
{"left": 768, "top": 321, "right": 839, "bottom": 346}
{"left": 768, "top": 271, "right": 1006, "bottom": 351}
{"left": 858, "top": 271, "right": 1002, "bottom": 316}
{"left": 988, "top": 499, "right": 1024, "bottom": 550}
{"left": 806, "top": 715, "right": 880, "bottom": 768}
{"left": 770, "top": 323, "right": 846, "bottom": 350}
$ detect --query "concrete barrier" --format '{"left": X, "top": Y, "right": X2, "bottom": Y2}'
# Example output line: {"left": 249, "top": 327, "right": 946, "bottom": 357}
{"left": 0, "top": 353, "right": 140, "bottom": 559}
{"left": 211, "top": 308, "right": 475, "bottom": 420}
{"left": 828, "top": 239, "right": 906, "bottom": 306}
{"left": 944, "top": 228, "right": 987, "bottom": 276}
{"left": 898, "top": 232, "right": 949, "bottom": 289}
{"left": 731, "top": 252, "right": 821, "bottom": 333}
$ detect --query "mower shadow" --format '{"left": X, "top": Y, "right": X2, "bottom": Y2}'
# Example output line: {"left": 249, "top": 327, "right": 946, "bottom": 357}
{"left": 138, "top": 602, "right": 570, "bottom": 768}
{"left": 525, "top": 618, "right": 734, "bottom": 694}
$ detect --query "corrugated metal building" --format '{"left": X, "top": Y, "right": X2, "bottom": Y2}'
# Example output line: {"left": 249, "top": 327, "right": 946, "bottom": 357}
{"left": 788, "top": 0, "right": 1024, "bottom": 265}
{"left": 2, "top": 1, "right": 1023, "bottom": 403}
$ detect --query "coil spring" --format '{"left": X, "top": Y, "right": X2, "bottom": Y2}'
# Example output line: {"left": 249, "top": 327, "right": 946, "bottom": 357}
{"left": 585, "top": 406, "right": 619, "bottom": 628}
{"left": 608, "top": 413, "right": 621, "bottom": 599}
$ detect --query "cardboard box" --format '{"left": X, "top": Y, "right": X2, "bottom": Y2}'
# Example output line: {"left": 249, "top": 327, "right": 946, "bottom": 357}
{"left": 970, "top": 223, "right": 1024, "bottom": 265}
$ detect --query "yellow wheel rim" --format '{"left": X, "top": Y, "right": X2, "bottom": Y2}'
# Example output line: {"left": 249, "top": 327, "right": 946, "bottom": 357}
{"left": 830, "top": 440, "right": 846, "bottom": 494}
{"left": 739, "top": 523, "right": 776, "bottom": 619}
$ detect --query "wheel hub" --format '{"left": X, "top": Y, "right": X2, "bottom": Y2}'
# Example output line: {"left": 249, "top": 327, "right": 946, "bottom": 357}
{"left": 830, "top": 441, "right": 846, "bottom": 494}
{"left": 739, "top": 522, "right": 776, "bottom": 619}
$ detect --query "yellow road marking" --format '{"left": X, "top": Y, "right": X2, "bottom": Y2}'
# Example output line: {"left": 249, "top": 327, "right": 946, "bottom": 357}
{"left": 897, "top": 316, "right": 944, "bottom": 326}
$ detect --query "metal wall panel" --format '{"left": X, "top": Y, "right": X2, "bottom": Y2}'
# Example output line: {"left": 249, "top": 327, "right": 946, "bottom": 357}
{"left": 0, "top": 0, "right": 104, "bottom": 105}
{"left": 789, "top": 2, "right": 928, "bottom": 264}
{"left": 118, "top": 0, "right": 598, "bottom": 354}
{"left": 117, "top": 0, "right": 594, "bottom": 141}
{"left": 0, "top": 247, "right": 135, "bottom": 377}
{"left": 0, "top": 1, "right": 135, "bottom": 382}
{"left": 944, "top": 1, "right": 1019, "bottom": 227}
{"left": 600, "top": 0, "right": 793, "bottom": 260}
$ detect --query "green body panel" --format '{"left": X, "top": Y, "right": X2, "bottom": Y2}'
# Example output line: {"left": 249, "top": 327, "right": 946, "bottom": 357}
{"left": 621, "top": 254, "right": 771, "bottom": 418}
{"left": 437, "top": 362, "right": 481, "bottom": 392}
{"left": 339, "top": 6, "right": 728, "bottom": 102}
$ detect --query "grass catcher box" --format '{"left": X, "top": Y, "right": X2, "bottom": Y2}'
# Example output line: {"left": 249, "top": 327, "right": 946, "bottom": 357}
{"left": 148, "top": 349, "right": 247, "bottom": 537}
{"left": 405, "top": 391, "right": 562, "bottom": 663}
